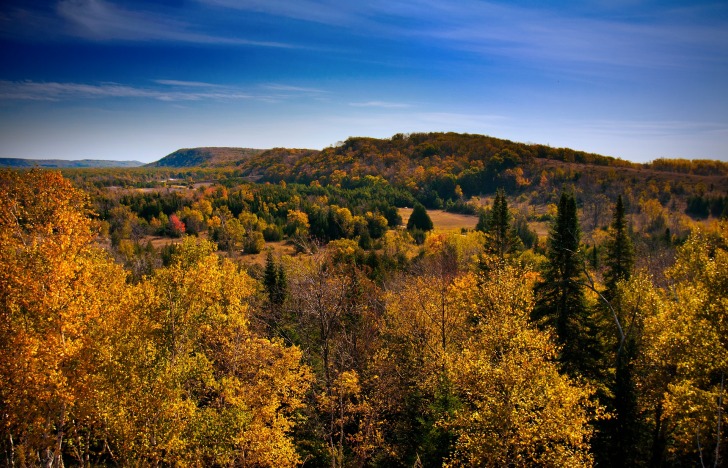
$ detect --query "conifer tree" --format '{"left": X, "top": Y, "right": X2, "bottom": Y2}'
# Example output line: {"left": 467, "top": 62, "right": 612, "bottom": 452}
{"left": 406, "top": 203, "right": 433, "bottom": 232}
{"left": 264, "top": 250, "right": 286, "bottom": 306}
{"left": 483, "top": 188, "right": 522, "bottom": 259}
{"left": 604, "top": 195, "right": 634, "bottom": 299}
{"left": 475, "top": 207, "right": 490, "bottom": 233}
{"left": 533, "top": 192, "right": 601, "bottom": 378}
{"left": 604, "top": 195, "right": 638, "bottom": 466}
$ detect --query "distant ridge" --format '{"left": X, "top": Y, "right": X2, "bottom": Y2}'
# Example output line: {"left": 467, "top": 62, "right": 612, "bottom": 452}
{"left": 0, "top": 158, "right": 144, "bottom": 168}
{"left": 147, "top": 147, "right": 266, "bottom": 168}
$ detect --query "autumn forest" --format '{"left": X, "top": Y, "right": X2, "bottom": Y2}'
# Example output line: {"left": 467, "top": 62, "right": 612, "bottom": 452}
{"left": 2, "top": 132, "right": 727, "bottom": 467}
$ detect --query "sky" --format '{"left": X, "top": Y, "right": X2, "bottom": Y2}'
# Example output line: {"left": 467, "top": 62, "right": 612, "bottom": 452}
{"left": 0, "top": 0, "right": 727, "bottom": 163}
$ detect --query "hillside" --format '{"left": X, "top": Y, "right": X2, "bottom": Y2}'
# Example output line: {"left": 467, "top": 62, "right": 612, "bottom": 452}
{"left": 147, "top": 147, "right": 266, "bottom": 168}
{"left": 232, "top": 133, "right": 728, "bottom": 205}
{"left": 0, "top": 158, "right": 144, "bottom": 168}
{"left": 147, "top": 134, "right": 728, "bottom": 180}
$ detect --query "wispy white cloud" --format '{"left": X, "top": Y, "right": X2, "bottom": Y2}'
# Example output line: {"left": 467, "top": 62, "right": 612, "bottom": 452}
{"left": 573, "top": 119, "right": 728, "bottom": 137}
{"left": 154, "top": 79, "right": 228, "bottom": 88}
{"left": 198, "top": 0, "right": 728, "bottom": 72}
{"left": 54, "top": 0, "right": 293, "bottom": 47}
{"left": 0, "top": 79, "right": 336, "bottom": 103}
{"left": 349, "top": 101, "right": 412, "bottom": 109}
{"left": 0, "top": 80, "right": 253, "bottom": 102}
{"left": 199, "top": 0, "right": 359, "bottom": 27}
{"left": 261, "top": 84, "right": 327, "bottom": 94}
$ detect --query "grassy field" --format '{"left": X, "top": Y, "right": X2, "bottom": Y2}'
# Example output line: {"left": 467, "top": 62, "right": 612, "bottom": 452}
{"left": 239, "top": 240, "right": 297, "bottom": 266}
{"left": 399, "top": 208, "right": 479, "bottom": 231}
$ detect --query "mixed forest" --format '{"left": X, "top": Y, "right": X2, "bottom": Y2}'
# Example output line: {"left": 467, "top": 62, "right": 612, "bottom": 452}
{"left": 1, "top": 132, "right": 727, "bottom": 467}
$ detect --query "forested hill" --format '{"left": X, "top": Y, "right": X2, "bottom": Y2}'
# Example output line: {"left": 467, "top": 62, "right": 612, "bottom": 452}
{"left": 230, "top": 133, "right": 728, "bottom": 206}
{"left": 147, "top": 147, "right": 266, "bottom": 168}
{"left": 0, "top": 158, "right": 144, "bottom": 168}
{"left": 239, "top": 132, "right": 728, "bottom": 180}
{"left": 150, "top": 133, "right": 728, "bottom": 182}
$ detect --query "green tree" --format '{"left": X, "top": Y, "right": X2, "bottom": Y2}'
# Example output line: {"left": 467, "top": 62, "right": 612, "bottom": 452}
{"left": 483, "top": 188, "right": 522, "bottom": 259}
{"left": 532, "top": 192, "right": 601, "bottom": 379}
{"left": 603, "top": 195, "right": 638, "bottom": 465}
{"left": 407, "top": 203, "right": 434, "bottom": 232}
{"left": 264, "top": 250, "right": 286, "bottom": 306}
{"left": 604, "top": 195, "right": 634, "bottom": 299}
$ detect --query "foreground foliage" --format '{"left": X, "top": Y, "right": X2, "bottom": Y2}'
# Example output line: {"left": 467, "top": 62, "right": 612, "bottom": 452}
{"left": 0, "top": 170, "right": 310, "bottom": 466}
{"left": 1, "top": 168, "right": 727, "bottom": 467}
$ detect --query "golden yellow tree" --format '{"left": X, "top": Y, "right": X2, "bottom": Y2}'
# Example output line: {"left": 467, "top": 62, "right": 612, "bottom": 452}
{"left": 0, "top": 169, "right": 127, "bottom": 466}
{"left": 97, "top": 237, "right": 312, "bottom": 466}
{"left": 444, "top": 267, "right": 598, "bottom": 467}
{"left": 0, "top": 171, "right": 312, "bottom": 467}
{"left": 373, "top": 262, "right": 598, "bottom": 466}
{"left": 633, "top": 223, "right": 727, "bottom": 465}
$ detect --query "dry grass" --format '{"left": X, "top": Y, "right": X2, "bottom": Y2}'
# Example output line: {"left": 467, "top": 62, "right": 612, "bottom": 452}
{"left": 236, "top": 240, "right": 298, "bottom": 266}
{"left": 399, "top": 208, "right": 478, "bottom": 231}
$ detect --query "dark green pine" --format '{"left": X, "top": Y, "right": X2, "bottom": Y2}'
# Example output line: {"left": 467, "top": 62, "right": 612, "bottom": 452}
{"left": 533, "top": 192, "right": 601, "bottom": 378}
{"left": 604, "top": 195, "right": 634, "bottom": 299}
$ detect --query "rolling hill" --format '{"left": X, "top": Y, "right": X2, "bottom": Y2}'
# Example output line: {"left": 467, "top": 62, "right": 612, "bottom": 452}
{"left": 0, "top": 158, "right": 144, "bottom": 168}
{"left": 147, "top": 147, "right": 266, "bottom": 168}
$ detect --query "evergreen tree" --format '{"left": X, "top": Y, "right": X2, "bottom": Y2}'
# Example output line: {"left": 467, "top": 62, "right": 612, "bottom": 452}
{"left": 611, "top": 333, "right": 641, "bottom": 467}
{"left": 604, "top": 195, "right": 634, "bottom": 299}
{"left": 407, "top": 203, "right": 433, "bottom": 231}
{"left": 275, "top": 260, "right": 287, "bottom": 306}
{"left": 604, "top": 195, "right": 638, "bottom": 466}
{"left": 475, "top": 207, "right": 490, "bottom": 233}
{"left": 532, "top": 192, "right": 601, "bottom": 378}
{"left": 483, "top": 188, "right": 522, "bottom": 259}
{"left": 264, "top": 250, "right": 285, "bottom": 306}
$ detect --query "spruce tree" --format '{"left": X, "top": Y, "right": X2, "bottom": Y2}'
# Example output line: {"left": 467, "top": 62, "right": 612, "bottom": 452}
{"left": 475, "top": 207, "right": 490, "bottom": 233}
{"left": 533, "top": 192, "right": 600, "bottom": 378}
{"left": 604, "top": 195, "right": 634, "bottom": 299}
{"left": 605, "top": 195, "right": 638, "bottom": 466}
{"left": 484, "top": 188, "right": 521, "bottom": 259}
{"left": 407, "top": 203, "right": 433, "bottom": 231}
{"left": 263, "top": 250, "right": 285, "bottom": 306}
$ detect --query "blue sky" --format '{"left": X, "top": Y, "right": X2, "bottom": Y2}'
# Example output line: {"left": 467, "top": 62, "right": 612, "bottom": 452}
{"left": 1, "top": 0, "right": 726, "bottom": 163}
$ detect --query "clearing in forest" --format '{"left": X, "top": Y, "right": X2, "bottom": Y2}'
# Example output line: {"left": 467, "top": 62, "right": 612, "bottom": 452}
{"left": 398, "top": 208, "right": 478, "bottom": 231}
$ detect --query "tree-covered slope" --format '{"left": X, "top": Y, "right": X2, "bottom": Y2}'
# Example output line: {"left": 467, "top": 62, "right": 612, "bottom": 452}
{"left": 147, "top": 147, "right": 266, "bottom": 168}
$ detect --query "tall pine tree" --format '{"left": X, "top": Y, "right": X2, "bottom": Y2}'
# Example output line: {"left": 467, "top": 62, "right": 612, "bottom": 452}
{"left": 605, "top": 195, "right": 639, "bottom": 467}
{"left": 532, "top": 192, "right": 601, "bottom": 378}
{"left": 604, "top": 195, "right": 634, "bottom": 299}
{"left": 483, "top": 188, "right": 522, "bottom": 259}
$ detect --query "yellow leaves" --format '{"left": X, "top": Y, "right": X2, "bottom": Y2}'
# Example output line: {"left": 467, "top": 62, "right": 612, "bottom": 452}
{"left": 108, "top": 240, "right": 311, "bottom": 466}
{"left": 440, "top": 267, "right": 597, "bottom": 467}
{"left": 625, "top": 224, "right": 728, "bottom": 461}
{"left": 286, "top": 208, "right": 309, "bottom": 236}
{"left": 1, "top": 171, "right": 128, "bottom": 460}
{"left": 2, "top": 172, "right": 311, "bottom": 466}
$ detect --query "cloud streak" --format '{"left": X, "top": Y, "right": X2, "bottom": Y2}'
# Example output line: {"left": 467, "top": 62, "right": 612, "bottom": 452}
{"left": 199, "top": 0, "right": 728, "bottom": 72}
{"left": 0, "top": 79, "right": 335, "bottom": 103}
{"left": 52, "top": 0, "right": 294, "bottom": 47}
{"left": 0, "top": 80, "right": 254, "bottom": 102}
{"left": 349, "top": 101, "right": 412, "bottom": 109}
